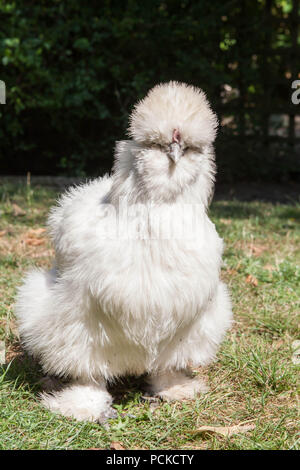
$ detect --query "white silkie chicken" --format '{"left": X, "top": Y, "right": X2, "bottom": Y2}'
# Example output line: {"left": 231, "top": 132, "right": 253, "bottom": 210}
{"left": 16, "top": 82, "right": 233, "bottom": 422}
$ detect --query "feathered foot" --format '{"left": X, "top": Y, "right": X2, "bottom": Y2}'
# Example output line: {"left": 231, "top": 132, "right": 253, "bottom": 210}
{"left": 146, "top": 369, "right": 208, "bottom": 401}
{"left": 40, "top": 380, "right": 116, "bottom": 423}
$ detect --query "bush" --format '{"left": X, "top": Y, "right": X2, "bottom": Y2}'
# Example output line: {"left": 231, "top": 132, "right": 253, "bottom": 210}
{"left": 0, "top": 0, "right": 299, "bottom": 181}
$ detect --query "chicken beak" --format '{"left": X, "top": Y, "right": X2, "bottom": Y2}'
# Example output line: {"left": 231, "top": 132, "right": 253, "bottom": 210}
{"left": 168, "top": 142, "right": 182, "bottom": 164}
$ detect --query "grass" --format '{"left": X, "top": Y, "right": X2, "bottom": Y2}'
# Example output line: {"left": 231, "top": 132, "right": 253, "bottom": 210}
{"left": 0, "top": 178, "right": 299, "bottom": 450}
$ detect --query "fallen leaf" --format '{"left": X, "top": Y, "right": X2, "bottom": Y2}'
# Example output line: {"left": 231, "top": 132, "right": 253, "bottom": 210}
{"left": 193, "top": 424, "right": 255, "bottom": 438}
{"left": 4, "top": 342, "right": 23, "bottom": 363}
{"left": 0, "top": 230, "right": 7, "bottom": 237}
{"left": 25, "top": 237, "right": 46, "bottom": 246}
{"left": 27, "top": 228, "right": 46, "bottom": 237}
{"left": 226, "top": 268, "right": 237, "bottom": 276}
{"left": 220, "top": 218, "right": 232, "bottom": 225}
{"left": 110, "top": 441, "right": 125, "bottom": 450}
{"left": 246, "top": 274, "right": 258, "bottom": 287}
{"left": 250, "top": 245, "right": 266, "bottom": 257}
{"left": 12, "top": 203, "right": 26, "bottom": 216}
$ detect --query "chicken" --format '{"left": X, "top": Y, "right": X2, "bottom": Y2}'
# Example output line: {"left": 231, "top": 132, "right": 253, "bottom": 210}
{"left": 15, "top": 81, "right": 233, "bottom": 423}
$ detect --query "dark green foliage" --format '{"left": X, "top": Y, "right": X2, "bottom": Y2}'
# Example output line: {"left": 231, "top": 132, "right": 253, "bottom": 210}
{"left": 0, "top": 0, "right": 299, "bottom": 180}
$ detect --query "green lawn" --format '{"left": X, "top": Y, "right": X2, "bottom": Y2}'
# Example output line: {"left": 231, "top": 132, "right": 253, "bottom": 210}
{"left": 0, "top": 179, "right": 299, "bottom": 450}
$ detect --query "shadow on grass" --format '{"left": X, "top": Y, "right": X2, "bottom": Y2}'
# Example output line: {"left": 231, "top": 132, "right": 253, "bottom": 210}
{"left": 1, "top": 351, "right": 43, "bottom": 394}
{"left": 1, "top": 343, "right": 149, "bottom": 411}
{"left": 210, "top": 201, "right": 263, "bottom": 219}
{"left": 214, "top": 182, "right": 300, "bottom": 204}
{"left": 210, "top": 199, "right": 300, "bottom": 222}
{"left": 277, "top": 206, "right": 300, "bottom": 221}
{"left": 108, "top": 375, "right": 148, "bottom": 406}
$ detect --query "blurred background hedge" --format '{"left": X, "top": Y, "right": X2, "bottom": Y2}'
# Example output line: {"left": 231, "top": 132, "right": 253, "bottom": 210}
{"left": 0, "top": 0, "right": 299, "bottom": 182}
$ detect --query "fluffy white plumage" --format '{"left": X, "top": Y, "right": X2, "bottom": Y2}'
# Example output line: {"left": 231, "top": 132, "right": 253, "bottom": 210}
{"left": 15, "top": 82, "right": 233, "bottom": 422}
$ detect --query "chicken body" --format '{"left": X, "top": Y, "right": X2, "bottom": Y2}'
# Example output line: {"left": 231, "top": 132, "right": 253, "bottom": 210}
{"left": 16, "top": 82, "right": 232, "bottom": 422}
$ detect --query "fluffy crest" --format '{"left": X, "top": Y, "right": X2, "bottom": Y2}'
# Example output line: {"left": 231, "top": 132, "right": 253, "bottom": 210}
{"left": 128, "top": 81, "right": 218, "bottom": 147}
